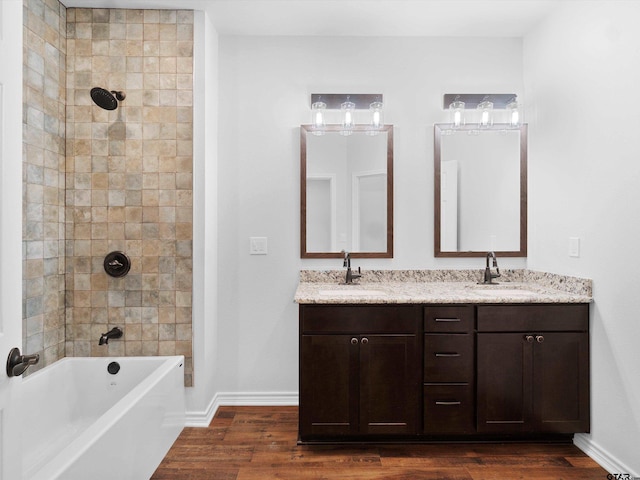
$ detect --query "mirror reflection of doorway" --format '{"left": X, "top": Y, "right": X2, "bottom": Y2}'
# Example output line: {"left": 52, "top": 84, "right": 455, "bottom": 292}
{"left": 306, "top": 176, "right": 336, "bottom": 252}
{"left": 352, "top": 171, "right": 386, "bottom": 252}
{"left": 440, "top": 160, "right": 459, "bottom": 251}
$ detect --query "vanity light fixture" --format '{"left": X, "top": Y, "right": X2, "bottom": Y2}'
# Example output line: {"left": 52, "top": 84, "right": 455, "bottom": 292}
{"left": 310, "top": 94, "right": 384, "bottom": 135}
{"left": 311, "top": 100, "right": 326, "bottom": 136}
{"left": 443, "top": 94, "right": 520, "bottom": 130}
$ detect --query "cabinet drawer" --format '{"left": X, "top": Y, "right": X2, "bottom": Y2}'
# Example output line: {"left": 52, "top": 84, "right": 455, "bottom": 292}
{"left": 301, "top": 305, "right": 420, "bottom": 334}
{"left": 423, "top": 385, "right": 475, "bottom": 434}
{"left": 424, "top": 334, "right": 474, "bottom": 382}
{"left": 424, "top": 306, "right": 474, "bottom": 333}
{"left": 477, "top": 304, "right": 589, "bottom": 332}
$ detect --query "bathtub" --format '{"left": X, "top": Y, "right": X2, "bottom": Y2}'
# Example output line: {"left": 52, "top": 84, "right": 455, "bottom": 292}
{"left": 20, "top": 356, "right": 185, "bottom": 480}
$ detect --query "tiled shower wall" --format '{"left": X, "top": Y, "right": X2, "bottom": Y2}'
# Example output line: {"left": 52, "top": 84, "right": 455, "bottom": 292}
{"left": 23, "top": 0, "right": 67, "bottom": 371}
{"left": 65, "top": 8, "right": 194, "bottom": 385}
{"left": 22, "top": 1, "right": 194, "bottom": 385}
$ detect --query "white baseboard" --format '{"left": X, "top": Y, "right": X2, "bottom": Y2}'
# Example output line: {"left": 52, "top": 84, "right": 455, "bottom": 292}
{"left": 574, "top": 433, "right": 639, "bottom": 477}
{"left": 185, "top": 391, "right": 299, "bottom": 427}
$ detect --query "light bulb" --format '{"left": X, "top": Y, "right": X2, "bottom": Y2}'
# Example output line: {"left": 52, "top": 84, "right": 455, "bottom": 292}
{"left": 506, "top": 99, "right": 520, "bottom": 128}
{"left": 311, "top": 101, "right": 326, "bottom": 136}
{"left": 341, "top": 101, "right": 355, "bottom": 136}
{"left": 477, "top": 99, "right": 493, "bottom": 128}
{"left": 369, "top": 101, "right": 383, "bottom": 129}
{"left": 449, "top": 99, "right": 465, "bottom": 128}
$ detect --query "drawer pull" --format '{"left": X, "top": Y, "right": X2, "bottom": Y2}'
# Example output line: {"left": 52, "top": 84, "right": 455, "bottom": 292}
{"left": 435, "top": 401, "right": 462, "bottom": 406}
{"left": 435, "top": 353, "right": 461, "bottom": 357}
{"left": 434, "top": 318, "right": 460, "bottom": 323}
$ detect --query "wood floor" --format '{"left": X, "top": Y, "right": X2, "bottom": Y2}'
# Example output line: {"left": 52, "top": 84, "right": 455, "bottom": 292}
{"left": 152, "top": 406, "right": 608, "bottom": 480}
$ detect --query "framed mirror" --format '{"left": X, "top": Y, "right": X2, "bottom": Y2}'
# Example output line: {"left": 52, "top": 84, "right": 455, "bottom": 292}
{"left": 434, "top": 124, "right": 527, "bottom": 257}
{"left": 301, "top": 125, "right": 393, "bottom": 258}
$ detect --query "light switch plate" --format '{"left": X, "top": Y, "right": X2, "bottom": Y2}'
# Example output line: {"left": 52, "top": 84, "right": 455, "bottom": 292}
{"left": 250, "top": 237, "right": 268, "bottom": 255}
{"left": 569, "top": 237, "right": 580, "bottom": 257}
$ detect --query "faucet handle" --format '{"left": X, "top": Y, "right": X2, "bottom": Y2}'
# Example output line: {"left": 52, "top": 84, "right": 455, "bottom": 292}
{"left": 6, "top": 347, "right": 40, "bottom": 377}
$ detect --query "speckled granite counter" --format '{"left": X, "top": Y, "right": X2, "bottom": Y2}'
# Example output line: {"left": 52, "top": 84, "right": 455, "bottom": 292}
{"left": 295, "top": 269, "right": 592, "bottom": 304}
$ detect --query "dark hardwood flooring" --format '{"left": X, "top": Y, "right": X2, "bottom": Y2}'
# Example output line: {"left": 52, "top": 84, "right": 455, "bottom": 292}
{"left": 152, "top": 406, "right": 608, "bottom": 479}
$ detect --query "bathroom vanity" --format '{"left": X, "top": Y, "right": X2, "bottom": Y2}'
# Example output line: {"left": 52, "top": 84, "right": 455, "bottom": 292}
{"left": 295, "top": 271, "right": 591, "bottom": 443}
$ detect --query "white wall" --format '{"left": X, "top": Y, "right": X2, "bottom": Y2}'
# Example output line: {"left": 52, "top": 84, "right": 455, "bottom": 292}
{"left": 185, "top": 11, "right": 219, "bottom": 422}
{"left": 216, "top": 36, "right": 525, "bottom": 398}
{"left": 524, "top": 2, "right": 640, "bottom": 475}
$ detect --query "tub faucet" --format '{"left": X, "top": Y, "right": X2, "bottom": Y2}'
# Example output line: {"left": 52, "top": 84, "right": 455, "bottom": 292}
{"left": 482, "top": 251, "right": 501, "bottom": 284}
{"left": 99, "top": 327, "right": 123, "bottom": 345}
{"left": 342, "top": 250, "right": 361, "bottom": 284}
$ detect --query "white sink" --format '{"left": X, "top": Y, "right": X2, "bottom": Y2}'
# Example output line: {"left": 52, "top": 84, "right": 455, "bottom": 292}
{"left": 318, "top": 289, "right": 386, "bottom": 296}
{"left": 472, "top": 288, "right": 537, "bottom": 296}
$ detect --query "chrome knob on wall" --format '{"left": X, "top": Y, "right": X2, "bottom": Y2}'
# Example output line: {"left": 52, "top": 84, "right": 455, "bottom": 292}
{"left": 5, "top": 347, "right": 39, "bottom": 377}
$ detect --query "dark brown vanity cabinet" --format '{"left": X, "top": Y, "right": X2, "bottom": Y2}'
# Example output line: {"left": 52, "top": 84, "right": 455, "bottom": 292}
{"left": 298, "top": 301, "right": 590, "bottom": 442}
{"left": 299, "top": 305, "right": 421, "bottom": 440}
{"left": 476, "top": 305, "right": 590, "bottom": 434}
{"left": 423, "top": 306, "right": 475, "bottom": 434}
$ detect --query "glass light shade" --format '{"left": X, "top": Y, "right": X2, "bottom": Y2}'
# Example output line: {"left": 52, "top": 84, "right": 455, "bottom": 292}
{"left": 369, "top": 101, "right": 384, "bottom": 129}
{"left": 340, "top": 101, "right": 355, "bottom": 136}
{"left": 449, "top": 100, "right": 465, "bottom": 128}
{"left": 366, "top": 101, "right": 384, "bottom": 136}
{"left": 506, "top": 99, "right": 520, "bottom": 128}
{"left": 311, "top": 101, "right": 326, "bottom": 135}
{"left": 477, "top": 99, "right": 493, "bottom": 128}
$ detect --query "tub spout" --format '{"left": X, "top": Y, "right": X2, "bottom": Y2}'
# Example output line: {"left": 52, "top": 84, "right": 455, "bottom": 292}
{"left": 99, "top": 327, "right": 123, "bottom": 345}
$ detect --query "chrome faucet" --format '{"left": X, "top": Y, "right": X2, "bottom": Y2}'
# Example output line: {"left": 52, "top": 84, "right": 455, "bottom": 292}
{"left": 482, "top": 251, "right": 501, "bottom": 284}
{"left": 342, "top": 251, "right": 362, "bottom": 284}
{"left": 99, "top": 327, "right": 123, "bottom": 345}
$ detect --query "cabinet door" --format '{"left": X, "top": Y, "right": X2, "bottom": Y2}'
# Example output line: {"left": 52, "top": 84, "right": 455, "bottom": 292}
{"left": 477, "top": 333, "right": 533, "bottom": 433}
{"left": 359, "top": 334, "right": 420, "bottom": 435}
{"left": 300, "top": 335, "right": 359, "bottom": 437}
{"left": 478, "top": 332, "right": 590, "bottom": 434}
{"left": 533, "top": 332, "right": 590, "bottom": 433}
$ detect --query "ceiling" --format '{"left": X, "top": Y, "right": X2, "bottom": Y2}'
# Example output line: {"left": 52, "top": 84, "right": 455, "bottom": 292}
{"left": 61, "top": 0, "right": 563, "bottom": 37}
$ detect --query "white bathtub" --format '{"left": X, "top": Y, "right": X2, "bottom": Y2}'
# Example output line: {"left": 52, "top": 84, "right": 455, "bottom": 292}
{"left": 20, "top": 356, "right": 185, "bottom": 480}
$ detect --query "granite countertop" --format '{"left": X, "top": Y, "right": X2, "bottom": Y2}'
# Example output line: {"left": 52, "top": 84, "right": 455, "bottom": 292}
{"left": 294, "top": 269, "right": 593, "bottom": 305}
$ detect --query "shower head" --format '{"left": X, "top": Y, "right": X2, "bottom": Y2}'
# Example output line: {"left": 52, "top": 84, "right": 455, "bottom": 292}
{"left": 90, "top": 87, "right": 126, "bottom": 110}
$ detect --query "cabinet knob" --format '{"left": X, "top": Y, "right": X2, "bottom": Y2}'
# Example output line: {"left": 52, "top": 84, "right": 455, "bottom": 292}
{"left": 351, "top": 338, "right": 358, "bottom": 345}
{"left": 536, "top": 335, "right": 545, "bottom": 343}
{"left": 525, "top": 335, "right": 534, "bottom": 343}
{"left": 361, "top": 337, "right": 369, "bottom": 345}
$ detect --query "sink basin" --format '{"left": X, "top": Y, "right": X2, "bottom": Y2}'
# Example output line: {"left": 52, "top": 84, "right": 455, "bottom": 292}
{"left": 318, "top": 289, "right": 386, "bottom": 296}
{"left": 472, "top": 288, "right": 537, "bottom": 297}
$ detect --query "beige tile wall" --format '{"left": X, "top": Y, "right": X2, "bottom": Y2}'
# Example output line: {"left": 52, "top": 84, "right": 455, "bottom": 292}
{"left": 21, "top": 3, "right": 194, "bottom": 384}
{"left": 65, "top": 7, "right": 194, "bottom": 385}
{"left": 23, "top": 0, "right": 67, "bottom": 371}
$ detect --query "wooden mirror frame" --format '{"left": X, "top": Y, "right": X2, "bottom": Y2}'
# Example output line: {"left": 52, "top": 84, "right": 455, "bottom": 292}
{"left": 434, "top": 124, "right": 528, "bottom": 257}
{"left": 300, "top": 124, "right": 394, "bottom": 258}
